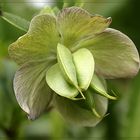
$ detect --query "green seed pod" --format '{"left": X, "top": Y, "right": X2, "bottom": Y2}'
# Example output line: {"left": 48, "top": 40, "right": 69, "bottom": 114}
{"left": 57, "top": 43, "right": 85, "bottom": 99}
{"left": 76, "top": 89, "right": 101, "bottom": 118}
{"left": 73, "top": 48, "right": 95, "bottom": 91}
{"left": 90, "top": 74, "right": 117, "bottom": 100}
{"left": 84, "top": 90, "right": 101, "bottom": 118}
{"left": 46, "top": 64, "right": 79, "bottom": 99}
{"left": 57, "top": 43, "right": 78, "bottom": 87}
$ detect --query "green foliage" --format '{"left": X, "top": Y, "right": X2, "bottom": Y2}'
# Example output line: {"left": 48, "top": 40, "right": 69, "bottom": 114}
{"left": 1, "top": 11, "right": 30, "bottom": 32}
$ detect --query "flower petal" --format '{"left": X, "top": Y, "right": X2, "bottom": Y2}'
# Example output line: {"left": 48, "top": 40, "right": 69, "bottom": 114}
{"left": 75, "top": 28, "right": 140, "bottom": 78}
{"left": 46, "top": 64, "right": 79, "bottom": 99}
{"left": 55, "top": 93, "right": 108, "bottom": 127}
{"left": 14, "top": 62, "right": 53, "bottom": 120}
{"left": 73, "top": 48, "right": 94, "bottom": 90}
{"left": 57, "top": 6, "right": 111, "bottom": 47}
{"left": 9, "top": 14, "right": 60, "bottom": 65}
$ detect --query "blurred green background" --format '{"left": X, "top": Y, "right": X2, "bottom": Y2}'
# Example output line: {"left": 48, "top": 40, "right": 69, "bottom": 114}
{"left": 0, "top": 0, "right": 140, "bottom": 139}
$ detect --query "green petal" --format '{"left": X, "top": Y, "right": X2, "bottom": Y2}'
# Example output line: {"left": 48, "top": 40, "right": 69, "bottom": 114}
{"left": 57, "top": 43, "right": 78, "bottom": 86}
{"left": 75, "top": 28, "right": 140, "bottom": 78}
{"left": 90, "top": 74, "right": 117, "bottom": 100}
{"left": 9, "top": 14, "right": 60, "bottom": 65}
{"left": 73, "top": 48, "right": 94, "bottom": 90}
{"left": 57, "top": 6, "right": 111, "bottom": 47}
{"left": 46, "top": 64, "right": 79, "bottom": 99}
{"left": 54, "top": 93, "right": 108, "bottom": 127}
{"left": 14, "top": 62, "right": 53, "bottom": 120}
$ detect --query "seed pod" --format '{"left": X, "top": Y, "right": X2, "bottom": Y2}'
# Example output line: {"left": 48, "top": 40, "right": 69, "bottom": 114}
{"left": 57, "top": 43, "right": 85, "bottom": 99}
{"left": 73, "top": 48, "right": 95, "bottom": 91}
{"left": 57, "top": 43, "right": 78, "bottom": 86}
{"left": 90, "top": 74, "right": 117, "bottom": 100}
{"left": 77, "top": 90, "right": 101, "bottom": 118}
{"left": 84, "top": 90, "right": 101, "bottom": 118}
{"left": 46, "top": 64, "right": 79, "bottom": 99}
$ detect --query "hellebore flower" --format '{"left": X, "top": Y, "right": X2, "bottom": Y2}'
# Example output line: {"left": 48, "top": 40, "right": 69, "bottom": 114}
{"left": 9, "top": 7, "right": 140, "bottom": 127}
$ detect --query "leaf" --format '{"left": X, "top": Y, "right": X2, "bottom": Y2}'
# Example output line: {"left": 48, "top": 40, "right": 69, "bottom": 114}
{"left": 46, "top": 64, "right": 79, "bottom": 99}
{"left": 73, "top": 48, "right": 95, "bottom": 90}
{"left": 90, "top": 74, "right": 117, "bottom": 100}
{"left": 75, "top": 28, "right": 140, "bottom": 78}
{"left": 1, "top": 11, "right": 30, "bottom": 32}
{"left": 54, "top": 93, "right": 108, "bottom": 127}
{"left": 14, "top": 62, "right": 53, "bottom": 120}
{"left": 57, "top": 6, "right": 111, "bottom": 47}
{"left": 57, "top": 43, "right": 78, "bottom": 86}
{"left": 9, "top": 14, "right": 60, "bottom": 66}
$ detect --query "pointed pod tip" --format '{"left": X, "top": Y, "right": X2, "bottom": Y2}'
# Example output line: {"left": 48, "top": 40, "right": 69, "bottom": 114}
{"left": 92, "top": 108, "right": 101, "bottom": 118}
{"left": 110, "top": 90, "right": 119, "bottom": 100}
{"left": 91, "top": 85, "right": 117, "bottom": 100}
{"left": 71, "top": 97, "right": 85, "bottom": 101}
{"left": 108, "top": 95, "right": 118, "bottom": 100}
{"left": 99, "top": 91, "right": 118, "bottom": 100}
{"left": 103, "top": 113, "right": 110, "bottom": 118}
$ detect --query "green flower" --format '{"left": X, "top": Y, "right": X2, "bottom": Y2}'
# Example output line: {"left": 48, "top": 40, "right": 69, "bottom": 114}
{"left": 9, "top": 7, "right": 139, "bottom": 126}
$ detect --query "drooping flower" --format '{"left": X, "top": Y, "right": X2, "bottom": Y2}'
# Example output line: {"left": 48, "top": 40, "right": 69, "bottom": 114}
{"left": 9, "top": 7, "right": 139, "bottom": 126}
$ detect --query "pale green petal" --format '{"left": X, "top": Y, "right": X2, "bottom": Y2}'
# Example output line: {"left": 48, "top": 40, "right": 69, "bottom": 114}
{"left": 75, "top": 28, "right": 140, "bottom": 78}
{"left": 55, "top": 93, "right": 108, "bottom": 127}
{"left": 46, "top": 64, "right": 79, "bottom": 99}
{"left": 90, "top": 74, "right": 117, "bottom": 100}
{"left": 57, "top": 43, "right": 78, "bottom": 86}
{"left": 9, "top": 14, "right": 60, "bottom": 65}
{"left": 73, "top": 48, "right": 94, "bottom": 90}
{"left": 57, "top": 6, "right": 111, "bottom": 47}
{"left": 14, "top": 62, "right": 53, "bottom": 120}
